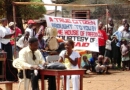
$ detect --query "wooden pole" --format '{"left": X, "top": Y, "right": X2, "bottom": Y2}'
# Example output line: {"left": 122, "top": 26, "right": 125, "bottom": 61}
{"left": 13, "top": 2, "right": 130, "bottom": 7}
{"left": 55, "top": 0, "right": 57, "bottom": 16}
{"left": 13, "top": 2, "right": 108, "bottom": 6}
{"left": 106, "top": 5, "right": 108, "bottom": 33}
{"left": 13, "top": 4, "right": 16, "bottom": 59}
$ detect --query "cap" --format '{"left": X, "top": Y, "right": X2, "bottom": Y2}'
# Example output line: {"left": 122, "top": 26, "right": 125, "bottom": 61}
{"left": 0, "top": 18, "right": 7, "bottom": 22}
{"left": 27, "top": 20, "right": 35, "bottom": 24}
{"left": 8, "top": 22, "right": 16, "bottom": 27}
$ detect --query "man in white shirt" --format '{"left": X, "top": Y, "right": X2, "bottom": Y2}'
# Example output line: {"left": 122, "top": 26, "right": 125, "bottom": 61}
{"left": 25, "top": 20, "right": 36, "bottom": 37}
{"left": 18, "top": 37, "right": 56, "bottom": 90}
{"left": 0, "top": 18, "right": 17, "bottom": 81}
{"left": 105, "top": 18, "right": 114, "bottom": 31}
{"left": 118, "top": 19, "right": 130, "bottom": 32}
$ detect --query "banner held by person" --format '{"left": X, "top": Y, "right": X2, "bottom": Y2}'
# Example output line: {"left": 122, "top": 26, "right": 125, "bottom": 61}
{"left": 45, "top": 15, "right": 99, "bottom": 52}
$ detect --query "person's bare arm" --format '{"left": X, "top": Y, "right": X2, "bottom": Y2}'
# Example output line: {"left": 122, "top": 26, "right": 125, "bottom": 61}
{"left": 58, "top": 56, "right": 64, "bottom": 63}
{"left": 3, "top": 32, "right": 15, "bottom": 39}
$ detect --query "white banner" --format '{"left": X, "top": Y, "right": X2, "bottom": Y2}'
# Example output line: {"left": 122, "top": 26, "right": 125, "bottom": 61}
{"left": 45, "top": 15, "right": 99, "bottom": 52}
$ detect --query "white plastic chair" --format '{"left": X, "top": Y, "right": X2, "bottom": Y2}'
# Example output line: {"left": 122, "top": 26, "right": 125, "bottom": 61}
{"left": 12, "top": 59, "right": 31, "bottom": 90}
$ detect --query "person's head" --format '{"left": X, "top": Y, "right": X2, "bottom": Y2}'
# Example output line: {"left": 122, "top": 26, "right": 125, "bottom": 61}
{"left": 98, "top": 55, "right": 104, "bottom": 62}
{"left": 27, "top": 20, "right": 35, "bottom": 28}
{"left": 38, "top": 33, "right": 43, "bottom": 40}
{"left": 92, "top": 52, "right": 97, "bottom": 59}
{"left": 1, "top": 18, "right": 8, "bottom": 27}
{"left": 121, "top": 39, "right": 127, "bottom": 45}
{"left": 29, "top": 37, "right": 38, "bottom": 51}
{"left": 8, "top": 22, "right": 16, "bottom": 30}
{"left": 82, "top": 56, "right": 87, "bottom": 61}
{"left": 124, "top": 23, "right": 129, "bottom": 31}
{"left": 108, "top": 27, "right": 113, "bottom": 35}
{"left": 98, "top": 22, "right": 103, "bottom": 30}
{"left": 108, "top": 18, "right": 114, "bottom": 26}
{"left": 102, "top": 26, "right": 106, "bottom": 31}
{"left": 122, "top": 19, "right": 127, "bottom": 26}
{"left": 65, "top": 39, "right": 74, "bottom": 52}
{"left": 24, "top": 31, "right": 30, "bottom": 39}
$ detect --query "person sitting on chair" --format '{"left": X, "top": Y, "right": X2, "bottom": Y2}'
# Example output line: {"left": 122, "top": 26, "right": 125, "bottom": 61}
{"left": 18, "top": 37, "right": 56, "bottom": 90}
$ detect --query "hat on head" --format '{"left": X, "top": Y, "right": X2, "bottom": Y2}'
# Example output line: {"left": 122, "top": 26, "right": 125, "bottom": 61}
{"left": 0, "top": 18, "right": 7, "bottom": 22}
{"left": 27, "top": 20, "right": 35, "bottom": 24}
{"left": 8, "top": 22, "right": 16, "bottom": 27}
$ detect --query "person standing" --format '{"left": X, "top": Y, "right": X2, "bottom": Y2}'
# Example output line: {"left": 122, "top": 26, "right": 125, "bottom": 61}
{"left": 98, "top": 22, "right": 108, "bottom": 56}
{"left": 58, "top": 39, "right": 80, "bottom": 90}
{"left": 0, "top": 18, "right": 17, "bottom": 81}
{"left": 8, "top": 22, "right": 22, "bottom": 57}
{"left": 105, "top": 18, "right": 115, "bottom": 32}
{"left": 25, "top": 20, "right": 36, "bottom": 37}
{"left": 121, "top": 23, "right": 130, "bottom": 43}
{"left": 118, "top": 19, "right": 130, "bottom": 32}
{"left": 16, "top": 31, "right": 30, "bottom": 50}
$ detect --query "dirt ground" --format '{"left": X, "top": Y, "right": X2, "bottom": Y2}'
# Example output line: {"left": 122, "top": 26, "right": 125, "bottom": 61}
{"left": 0, "top": 70, "right": 130, "bottom": 90}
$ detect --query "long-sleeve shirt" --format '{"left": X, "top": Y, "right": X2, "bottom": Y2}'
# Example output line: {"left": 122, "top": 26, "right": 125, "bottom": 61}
{"left": 18, "top": 46, "right": 45, "bottom": 69}
{"left": 113, "top": 31, "right": 122, "bottom": 47}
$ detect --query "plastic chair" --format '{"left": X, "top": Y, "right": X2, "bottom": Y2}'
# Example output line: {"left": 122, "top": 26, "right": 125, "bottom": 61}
{"left": 12, "top": 59, "right": 30, "bottom": 90}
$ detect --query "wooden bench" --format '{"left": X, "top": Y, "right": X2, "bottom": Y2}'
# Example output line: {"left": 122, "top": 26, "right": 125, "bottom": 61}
{"left": 0, "top": 81, "right": 14, "bottom": 90}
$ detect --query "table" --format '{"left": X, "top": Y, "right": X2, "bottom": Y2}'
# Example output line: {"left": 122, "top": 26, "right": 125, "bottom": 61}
{"left": 0, "top": 81, "right": 14, "bottom": 90}
{"left": 40, "top": 69, "right": 85, "bottom": 90}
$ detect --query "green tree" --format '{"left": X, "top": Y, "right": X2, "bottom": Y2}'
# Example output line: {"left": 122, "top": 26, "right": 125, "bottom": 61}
{"left": 0, "top": 0, "right": 46, "bottom": 33}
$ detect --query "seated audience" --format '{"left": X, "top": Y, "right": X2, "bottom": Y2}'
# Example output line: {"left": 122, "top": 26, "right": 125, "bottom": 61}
{"left": 95, "top": 55, "right": 106, "bottom": 74}
{"left": 103, "top": 57, "right": 112, "bottom": 74}
{"left": 81, "top": 55, "right": 91, "bottom": 74}
{"left": 89, "top": 52, "right": 97, "bottom": 72}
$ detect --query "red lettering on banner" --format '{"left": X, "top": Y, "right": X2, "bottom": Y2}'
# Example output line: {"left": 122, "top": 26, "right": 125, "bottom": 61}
{"left": 54, "top": 18, "right": 71, "bottom": 23}
{"left": 80, "top": 31, "right": 85, "bottom": 36}
{"left": 58, "top": 30, "right": 63, "bottom": 35}
{"left": 72, "top": 20, "right": 96, "bottom": 25}
{"left": 86, "top": 32, "right": 98, "bottom": 37}
{"left": 81, "top": 20, "right": 96, "bottom": 25}
{"left": 64, "top": 30, "right": 79, "bottom": 35}
{"left": 49, "top": 17, "right": 53, "bottom": 22}
{"left": 75, "top": 42, "right": 89, "bottom": 47}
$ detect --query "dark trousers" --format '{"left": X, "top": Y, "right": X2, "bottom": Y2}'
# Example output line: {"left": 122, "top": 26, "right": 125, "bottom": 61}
{"left": 1, "top": 43, "right": 18, "bottom": 81}
{"left": 99, "top": 46, "right": 105, "bottom": 56}
{"left": 117, "top": 47, "right": 121, "bottom": 67}
{"left": 19, "top": 70, "right": 56, "bottom": 90}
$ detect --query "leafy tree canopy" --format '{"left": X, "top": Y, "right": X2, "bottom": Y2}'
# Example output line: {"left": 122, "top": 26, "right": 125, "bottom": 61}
{"left": 0, "top": 0, "right": 46, "bottom": 19}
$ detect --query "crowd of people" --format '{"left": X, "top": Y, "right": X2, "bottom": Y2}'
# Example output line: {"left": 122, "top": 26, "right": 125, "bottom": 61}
{"left": 0, "top": 17, "right": 130, "bottom": 90}
{"left": 81, "top": 18, "right": 130, "bottom": 74}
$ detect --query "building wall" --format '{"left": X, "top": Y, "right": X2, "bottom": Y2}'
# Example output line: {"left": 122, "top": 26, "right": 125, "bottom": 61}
{"left": 62, "top": 0, "right": 129, "bottom": 18}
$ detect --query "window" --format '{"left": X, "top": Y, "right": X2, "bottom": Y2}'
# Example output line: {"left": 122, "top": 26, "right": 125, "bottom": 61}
{"left": 72, "top": 10, "right": 90, "bottom": 19}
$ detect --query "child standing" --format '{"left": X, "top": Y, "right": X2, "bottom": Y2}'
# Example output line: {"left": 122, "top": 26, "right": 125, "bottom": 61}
{"left": 121, "top": 39, "right": 130, "bottom": 70}
{"left": 81, "top": 56, "right": 91, "bottom": 74}
{"left": 58, "top": 39, "right": 80, "bottom": 90}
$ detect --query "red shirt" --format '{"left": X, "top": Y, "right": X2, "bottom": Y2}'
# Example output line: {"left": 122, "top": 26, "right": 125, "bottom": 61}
{"left": 10, "top": 27, "right": 22, "bottom": 45}
{"left": 98, "top": 30, "right": 107, "bottom": 46}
